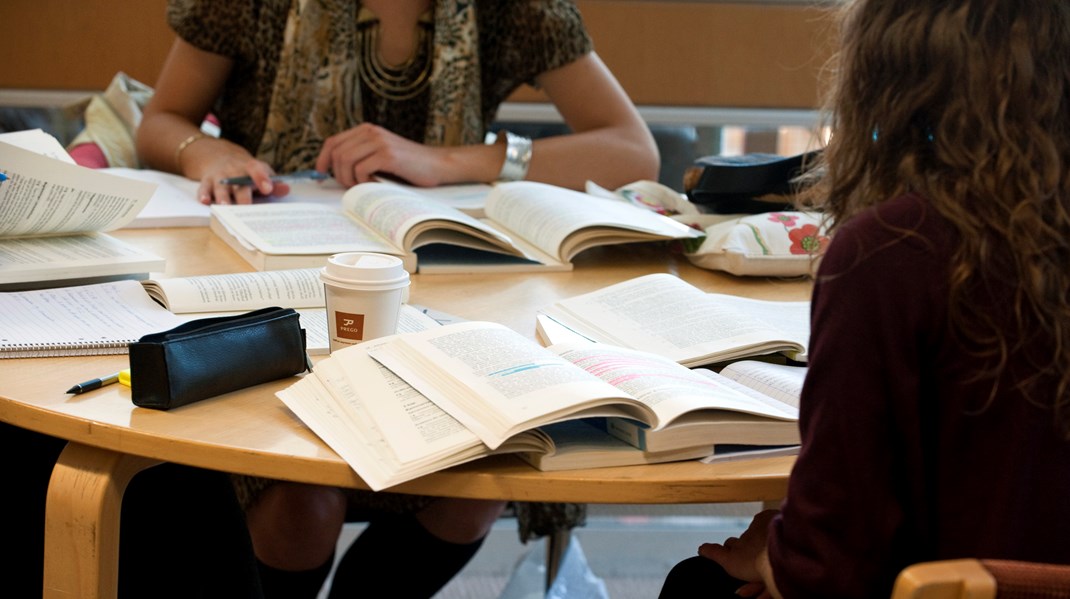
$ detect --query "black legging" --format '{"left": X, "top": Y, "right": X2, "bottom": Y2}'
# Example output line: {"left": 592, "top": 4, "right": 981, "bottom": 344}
{"left": 255, "top": 512, "right": 485, "bottom": 599}
{"left": 658, "top": 555, "right": 750, "bottom": 599}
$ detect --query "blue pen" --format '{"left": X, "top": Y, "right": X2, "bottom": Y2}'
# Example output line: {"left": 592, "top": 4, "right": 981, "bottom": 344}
{"left": 0, "top": 172, "right": 8, "bottom": 182}
{"left": 219, "top": 169, "right": 329, "bottom": 186}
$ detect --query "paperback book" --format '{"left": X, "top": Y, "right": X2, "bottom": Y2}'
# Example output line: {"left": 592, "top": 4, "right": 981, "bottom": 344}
{"left": 537, "top": 272, "right": 811, "bottom": 365}
{"left": 210, "top": 180, "right": 700, "bottom": 274}
{"left": 276, "top": 326, "right": 740, "bottom": 490}
{"left": 274, "top": 320, "right": 800, "bottom": 489}
{"left": 140, "top": 268, "right": 441, "bottom": 355}
{"left": 602, "top": 360, "right": 804, "bottom": 452}
{"left": 0, "top": 135, "right": 164, "bottom": 289}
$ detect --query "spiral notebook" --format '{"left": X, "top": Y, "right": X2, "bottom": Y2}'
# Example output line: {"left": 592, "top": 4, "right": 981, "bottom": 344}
{"left": 0, "top": 280, "right": 185, "bottom": 358}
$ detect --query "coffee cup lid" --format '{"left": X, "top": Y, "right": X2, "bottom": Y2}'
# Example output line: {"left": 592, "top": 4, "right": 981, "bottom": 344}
{"left": 321, "top": 252, "right": 410, "bottom": 289}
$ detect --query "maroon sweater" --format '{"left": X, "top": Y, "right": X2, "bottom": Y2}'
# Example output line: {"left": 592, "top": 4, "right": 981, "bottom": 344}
{"left": 767, "top": 193, "right": 1070, "bottom": 597}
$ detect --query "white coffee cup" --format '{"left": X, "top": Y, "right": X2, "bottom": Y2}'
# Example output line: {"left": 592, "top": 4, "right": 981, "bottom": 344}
{"left": 321, "top": 252, "right": 411, "bottom": 353}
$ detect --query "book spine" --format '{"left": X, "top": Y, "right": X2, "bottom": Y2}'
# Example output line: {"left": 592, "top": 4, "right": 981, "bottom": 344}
{"left": 605, "top": 418, "right": 648, "bottom": 450}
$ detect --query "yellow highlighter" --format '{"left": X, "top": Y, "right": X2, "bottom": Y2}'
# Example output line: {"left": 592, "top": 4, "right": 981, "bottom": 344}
{"left": 119, "top": 369, "right": 132, "bottom": 387}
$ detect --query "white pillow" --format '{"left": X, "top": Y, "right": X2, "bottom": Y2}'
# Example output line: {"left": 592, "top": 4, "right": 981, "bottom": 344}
{"left": 681, "top": 211, "right": 830, "bottom": 277}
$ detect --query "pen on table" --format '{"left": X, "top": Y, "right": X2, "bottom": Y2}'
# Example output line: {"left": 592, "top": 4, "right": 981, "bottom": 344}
{"left": 0, "top": 172, "right": 8, "bottom": 182}
{"left": 67, "top": 369, "right": 131, "bottom": 394}
{"left": 219, "top": 169, "right": 329, "bottom": 186}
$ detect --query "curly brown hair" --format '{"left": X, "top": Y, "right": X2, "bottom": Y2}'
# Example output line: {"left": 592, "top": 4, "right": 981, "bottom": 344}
{"left": 806, "top": 0, "right": 1070, "bottom": 436}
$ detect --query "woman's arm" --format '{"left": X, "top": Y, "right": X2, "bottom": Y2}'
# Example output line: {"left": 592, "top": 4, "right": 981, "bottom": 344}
{"left": 137, "top": 38, "right": 283, "bottom": 204}
{"left": 314, "top": 52, "right": 659, "bottom": 191}
{"left": 526, "top": 51, "right": 659, "bottom": 189}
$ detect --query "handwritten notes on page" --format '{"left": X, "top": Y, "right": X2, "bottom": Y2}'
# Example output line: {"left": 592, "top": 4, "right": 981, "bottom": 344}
{"left": 0, "top": 280, "right": 184, "bottom": 358}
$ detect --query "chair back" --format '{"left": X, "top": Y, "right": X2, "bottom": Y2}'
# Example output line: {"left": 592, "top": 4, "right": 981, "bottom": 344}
{"left": 891, "top": 558, "right": 1070, "bottom": 599}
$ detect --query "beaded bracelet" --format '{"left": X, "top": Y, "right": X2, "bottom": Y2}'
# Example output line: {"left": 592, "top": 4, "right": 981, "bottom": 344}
{"left": 174, "top": 132, "right": 208, "bottom": 171}
{"left": 496, "top": 130, "right": 533, "bottom": 181}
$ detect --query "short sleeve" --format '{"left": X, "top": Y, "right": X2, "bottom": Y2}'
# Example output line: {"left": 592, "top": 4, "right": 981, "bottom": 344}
{"left": 167, "top": 0, "right": 258, "bottom": 59}
{"left": 511, "top": 0, "right": 593, "bottom": 83}
{"left": 480, "top": 0, "right": 593, "bottom": 98}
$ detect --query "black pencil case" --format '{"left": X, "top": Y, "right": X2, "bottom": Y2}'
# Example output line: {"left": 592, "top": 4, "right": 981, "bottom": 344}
{"left": 683, "top": 150, "right": 822, "bottom": 214}
{"left": 128, "top": 306, "right": 311, "bottom": 410}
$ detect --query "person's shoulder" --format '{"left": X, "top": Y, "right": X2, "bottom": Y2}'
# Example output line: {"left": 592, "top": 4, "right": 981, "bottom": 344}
{"left": 476, "top": 0, "right": 591, "bottom": 82}
{"left": 168, "top": 0, "right": 284, "bottom": 59}
{"left": 821, "top": 193, "right": 953, "bottom": 276}
{"left": 840, "top": 192, "right": 950, "bottom": 248}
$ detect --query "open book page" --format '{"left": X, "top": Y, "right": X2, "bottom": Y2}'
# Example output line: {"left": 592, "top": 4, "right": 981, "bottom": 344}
{"left": 0, "top": 142, "right": 156, "bottom": 237}
{"left": 541, "top": 273, "right": 809, "bottom": 366}
{"left": 139, "top": 268, "right": 330, "bottom": 353}
{"left": 716, "top": 360, "right": 806, "bottom": 409}
{"left": 341, "top": 182, "right": 529, "bottom": 258}
{"left": 321, "top": 340, "right": 485, "bottom": 463}
{"left": 142, "top": 268, "right": 325, "bottom": 313}
{"left": 366, "top": 321, "right": 798, "bottom": 450}
{"left": 0, "top": 233, "right": 165, "bottom": 288}
{"left": 372, "top": 179, "right": 491, "bottom": 218}
{"left": 601, "top": 362, "right": 801, "bottom": 452}
{"left": 108, "top": 167, "right": 351, "bottom": 229}
{"left": 535, "top": 313, "right": 594, "bottom": 346}
{"left": 139, "top": 267, "right": 442, "bottom": 356}
{"left": 484, "top": 181, "right": 701, "bottom": 262}
{"left": 277, "top": 338, "right": 493, "bottom": 490}
{"left": 0, "top": 129, "right": 76, "bottom": 162}
{"left": 551, "top": 343, "right": 799, "bottom": 426}
{"left": 367, "top": 321, "right": 656, "bottom": 449}
{"left": 706, "top": 294, "right": 811, "bottom": 362}
{"left": 210, "top": 203, "right": 402, "bottom": 257}
{"left": 103, "top": 168, "right": 210, "bottom": 228}
{"left": 0, "top": 280, "right": 186, "bottom": 358}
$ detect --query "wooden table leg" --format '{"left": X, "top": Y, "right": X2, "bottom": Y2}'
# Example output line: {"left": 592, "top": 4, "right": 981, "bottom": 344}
{"left": 43, "top": 442, "right": 160, "bottom": 599}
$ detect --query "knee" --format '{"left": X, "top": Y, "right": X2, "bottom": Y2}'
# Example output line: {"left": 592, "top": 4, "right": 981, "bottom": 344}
{"left": 416, "top": 498, "right": 507, "bottom": 544}
{"left": 660, "top": 555, "right": 738, "bottom": 598}
{"left": 246, "top": 483, "right": 346, "bottom": 569}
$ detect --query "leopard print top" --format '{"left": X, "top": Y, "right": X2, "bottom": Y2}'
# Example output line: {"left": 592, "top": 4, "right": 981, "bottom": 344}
{"left": 166, "top": 0, "right": 593, "bottom": 538}
{"left": 167, "top": 0, "right": 592, "bottom": 172}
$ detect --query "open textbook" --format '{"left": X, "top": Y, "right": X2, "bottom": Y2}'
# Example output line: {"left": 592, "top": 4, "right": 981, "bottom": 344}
{"left": 276, "top": 331, "right": 722, "bottom": 490}
{"left": 365, "top": 321, "right": 799, "bottom": 451}
{"left": 140, "top": 268, "right": 441, "bottom": 355}
{"left": 98, "top": 169, "right": 493, "bottom": 230}
{"left": 210, "top": 180, "right": 700, "bottom": 274}
{"left": 0, "top": 133, "right": 164, "bottom": 289}
{"left": 102, "top": 168, "right": 211, "bottom": 228}
{"left": 537, "top": 273, "right": 811, "bottom": 365}
{"left": 605, "top": 360, "right": 804, "bottom": 452}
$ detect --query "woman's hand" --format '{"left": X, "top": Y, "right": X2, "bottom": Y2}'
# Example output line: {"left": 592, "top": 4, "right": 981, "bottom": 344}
{"left": 182, "top": 140, "right": 291, "bottom": 205}
{"left": 194, "top": 157, "right": 291, "bottom": 205}
{"left": 315, "top": 123, "right": 449, "bottom": 188}
{"left": 699, "top": 509, "right": 779, "bottom": 592}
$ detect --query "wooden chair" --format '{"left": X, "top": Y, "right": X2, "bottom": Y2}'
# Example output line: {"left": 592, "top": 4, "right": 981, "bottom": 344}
{"left": 891, "top": 558, "right": 1070, "bottom": 599}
